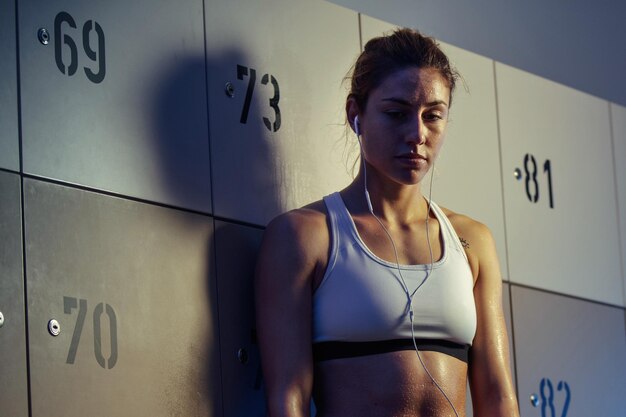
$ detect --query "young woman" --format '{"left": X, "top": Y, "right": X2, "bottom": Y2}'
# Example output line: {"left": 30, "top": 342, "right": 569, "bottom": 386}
{"left": 255, "top": 28, "right": 519, "bottom": 417}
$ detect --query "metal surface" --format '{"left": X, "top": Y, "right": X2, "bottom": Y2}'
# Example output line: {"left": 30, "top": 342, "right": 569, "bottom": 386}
{"left": 37, "top": 28, "right": 50, "bottom": 45}
{"left": 0, "top": 0, "right": 19, "bottom": 171}
{"left": 497, "top": 63, "right": 622, "bottom": 305}
{"left": 511, "top": 285, "right": 626, "bottom": 417}
{"left": 328, "top": 0, "right": 626, "bottom": 107}
{"left": 530, "top": 393, "right": 539, "bottom": 407}
{"left": 360, "top": 15, "right": 509, "bottom": 280}
{"left": 610, "top": 104, "right": 626, "bottom": 307}
{"left": 225, "top": 82, "right": 235, "bottom": 98}
{"left": 237, "top": 348, "right": 249, "bottom": 364}
{"left": 47, "top": 319, "right": 61, "bottom": 336}
{"left": 205, "top": 0, "right": 359, "bottom": 226}
{"left": 20, "top": 0, "right": 211, "bottom": 212}
{"left": 0, "top": 171, "right": 28, "bottom": 417}
{"left": 24, "top": 179, "right": 221, "bottom": 417}
{"left": 214, "top": 220, "right": 266, "bottom": 417}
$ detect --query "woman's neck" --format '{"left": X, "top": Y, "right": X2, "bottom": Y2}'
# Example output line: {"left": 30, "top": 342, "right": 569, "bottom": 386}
{"left": 343, "top": 170, "right": 431, "bottom": 225}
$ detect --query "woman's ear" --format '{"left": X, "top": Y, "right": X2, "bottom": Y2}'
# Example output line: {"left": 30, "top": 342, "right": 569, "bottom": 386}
{"left": 346, "top": 97, "right": 361, "bottom": 135}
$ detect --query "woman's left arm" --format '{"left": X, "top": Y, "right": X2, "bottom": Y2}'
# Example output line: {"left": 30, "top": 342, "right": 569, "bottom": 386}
{"left": 459, "top": 219, "right": 520, "bottom": 417}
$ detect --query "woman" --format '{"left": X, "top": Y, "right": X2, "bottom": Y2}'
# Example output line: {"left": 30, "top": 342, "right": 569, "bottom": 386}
{"left": 255, "top": 28, "right": 519, "bottom": 417}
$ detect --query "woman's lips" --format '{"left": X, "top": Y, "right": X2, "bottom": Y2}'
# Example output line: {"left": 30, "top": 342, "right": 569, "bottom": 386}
{"left": 396, "top": 152, "right": 427, "bottom": 160}
{"left": 396, "top": 153, "right": 427, "bottom": 167}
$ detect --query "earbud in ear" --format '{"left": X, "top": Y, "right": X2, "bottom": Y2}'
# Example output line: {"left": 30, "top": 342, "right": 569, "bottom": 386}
{"left": 354, "top": 115, "right": 361, "bottom": 136}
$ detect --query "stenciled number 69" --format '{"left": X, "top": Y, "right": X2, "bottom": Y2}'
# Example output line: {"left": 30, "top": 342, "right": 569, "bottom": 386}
{"left": 54, "top": 11, "right": 106, "bottom": 84}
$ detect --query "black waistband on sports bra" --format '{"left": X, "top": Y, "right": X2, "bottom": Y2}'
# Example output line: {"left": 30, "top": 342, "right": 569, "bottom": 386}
{"left": 313, "top": 339, "right": 470, "bottom": 363}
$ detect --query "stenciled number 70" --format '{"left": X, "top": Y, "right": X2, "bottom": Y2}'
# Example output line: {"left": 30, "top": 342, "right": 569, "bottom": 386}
{"left": 64, "top": 296, "right": 118, "bottom": 369}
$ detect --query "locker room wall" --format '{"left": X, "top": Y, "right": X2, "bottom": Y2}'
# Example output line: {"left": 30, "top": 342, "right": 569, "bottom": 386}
{"left": 327, "top": 0, "right": 626, "bottom": 108}
{"left": 1, "top": 1, "right": 625, "bottom": 417}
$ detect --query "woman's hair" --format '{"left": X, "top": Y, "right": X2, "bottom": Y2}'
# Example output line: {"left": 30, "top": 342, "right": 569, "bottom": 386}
{"left": 347, "top": 28, "right": 459, "bottom": 111}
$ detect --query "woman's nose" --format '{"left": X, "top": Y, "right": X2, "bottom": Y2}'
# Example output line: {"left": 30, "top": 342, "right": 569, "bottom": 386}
{"left": 406, "top": 117, "right": 426, "bottom": 145}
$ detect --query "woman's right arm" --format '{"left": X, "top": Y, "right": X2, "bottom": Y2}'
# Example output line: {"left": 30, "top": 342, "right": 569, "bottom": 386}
{"left": 254, "top": 209, "right": 328, "bottom": 417}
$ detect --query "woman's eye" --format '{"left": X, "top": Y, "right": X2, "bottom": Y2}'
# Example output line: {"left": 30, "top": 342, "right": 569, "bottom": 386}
{"left": 386, "top": 111, "right": 406, "bottom": 119}
{"left": 424, "top": 112, "right": 444, "bottom": 121}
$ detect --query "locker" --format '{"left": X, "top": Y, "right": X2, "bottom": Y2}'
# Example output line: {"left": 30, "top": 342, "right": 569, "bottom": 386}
{"left": 511, "top": 285, "right": 626, "bottom": 417}
{"left": 0, "top": 0, "right": 19, "bottom": 171}
{"left": 610, "top": 103, "right": 626, "bottom": 305}
{"left": 19, "top": 0, "right": 211, "bottom": 212}
{"left": 359, "top": 15, "right": 509, "bottom": 280}
{"left": 497, "top": 63, "right": 622, "bottom": 306}
{"left": 24, "top": 179, "right": 220, "bottom": 417}
{"left": 205, "top": 0, "right": 359, "bottom": 225}
{"left": 0, "top": 172, "right": 28, "bottom": 417}
{"left": 214, "top": 221, "right": 265, "bottom": 417}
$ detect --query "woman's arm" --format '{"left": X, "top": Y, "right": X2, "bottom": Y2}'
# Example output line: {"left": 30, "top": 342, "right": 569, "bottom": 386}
{"left": 454, "top": 217, "right": 520, "bottom": 417}
{"left": 254, "top": 209, "right": 328, "bottom": 417}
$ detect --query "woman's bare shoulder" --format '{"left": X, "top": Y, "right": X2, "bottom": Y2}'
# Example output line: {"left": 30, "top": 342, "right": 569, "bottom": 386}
{"left": 261, "top": 199, "right": 330, "bottom": 264}
{"left": 438, "top": 205, "right": 493, "bottom": 244}
{"left": 266, "top": 199, "right": 328, "bottom": 235}
{"left": 438, "top": 205, "right": 502, "bottom": 287}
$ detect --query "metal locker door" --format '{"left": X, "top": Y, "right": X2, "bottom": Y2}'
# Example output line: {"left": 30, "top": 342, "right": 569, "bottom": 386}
{"left": 497, "top": 62, "right": 622, "bottom": 306}
{"left": 205, "top": 0, "right": 360, "bottom": 226}
{"left": 19, "top": 0, "right": 211, "bottom": 212}
{"left": 0, "top": 0, "right": 19, "bottom": 171}
{"left": 511, "top": 285, "right": 626, "bottom": 417}
{"left": 214, "top": 221, "right": 265, "bottom": 417}
{"left": 359, "top": 15, "right": 509, "bottom": 280}
{"left": 0, "top": 172, "right": 28, "bottom": 417}
{"left": 610, "top": 103, "right": 626, "bottom": 306}
{"left": 24, "top": 179, "right": 220, "bottom": 417}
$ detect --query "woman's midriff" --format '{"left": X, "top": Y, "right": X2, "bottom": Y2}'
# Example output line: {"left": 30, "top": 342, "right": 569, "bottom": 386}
{"left": 313, "top": 350, "right": 468, "bottom": 417}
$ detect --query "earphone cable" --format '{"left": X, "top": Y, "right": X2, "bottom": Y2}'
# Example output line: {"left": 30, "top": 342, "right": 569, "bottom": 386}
{"left": 358, "top": 134, "right": 459, "bottom": 417}
{"left": 412, "top": 160, "right": 460, "bottom": 417}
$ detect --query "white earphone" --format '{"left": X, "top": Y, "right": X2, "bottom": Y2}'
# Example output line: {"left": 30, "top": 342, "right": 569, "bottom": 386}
{"left": 353, "top": 112, "right": 457, "bottom": 416}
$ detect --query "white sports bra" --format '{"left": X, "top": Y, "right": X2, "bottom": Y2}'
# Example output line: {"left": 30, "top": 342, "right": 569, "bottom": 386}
{"left": 312, "top": 192, "right": 477, "bottom": 362}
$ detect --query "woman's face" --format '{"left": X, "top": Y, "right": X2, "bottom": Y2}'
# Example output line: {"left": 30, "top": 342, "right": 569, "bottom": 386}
{"left": 351, "top": 66, "right": 451, "bottom": 186}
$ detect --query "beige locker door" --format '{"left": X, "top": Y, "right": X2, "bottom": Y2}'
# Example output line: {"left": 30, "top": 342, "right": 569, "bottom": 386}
{"left": 609, "top": 103, "right": 626, "bottom": 306}
{"left": 497, "top": 62, "right": 622, "bottom": 306}
{"left": 359, "top": 15, "right": 509, "bottom": 280}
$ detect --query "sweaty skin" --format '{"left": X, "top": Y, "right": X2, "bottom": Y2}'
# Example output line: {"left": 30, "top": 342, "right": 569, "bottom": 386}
{"left": 311, "top": 195, "right": 471, "bottom": 417}
{"left": 255, "top": 67, "right": 519, "bottom": 417}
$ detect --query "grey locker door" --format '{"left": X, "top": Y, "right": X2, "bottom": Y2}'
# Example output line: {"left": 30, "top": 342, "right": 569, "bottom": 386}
{"left": 512, "top": 285, "right": 626, "bottom": 417}
{"left": 205, "top": 0, "right": 359, "bottom": 226}
{"left": 0, "top": 0, "right": 19, "bottom": 171}
{"left": 214, "top": 220, "right": 266, "bottom": 416}
{"left": 19, "top": 0, "right": 211, "bottom": 212}
{"left": 0, "top": 172, "right": 28, "bottom": 417}
{"left": 24, "top": 178, "right": 221, "bottom": 417}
